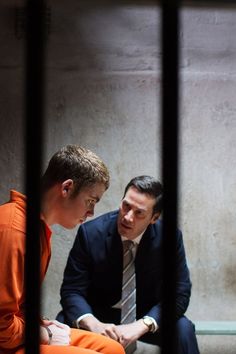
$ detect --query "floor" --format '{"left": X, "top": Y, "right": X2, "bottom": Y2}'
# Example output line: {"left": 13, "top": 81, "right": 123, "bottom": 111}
{"left": 134, "top": 341, "right": 160, "bottom": 354}
{"left": 197, "top": 335, "right": 236, "bottom": 354}
{"left": 131, "top": 336, "right": 236, "bottom": 353}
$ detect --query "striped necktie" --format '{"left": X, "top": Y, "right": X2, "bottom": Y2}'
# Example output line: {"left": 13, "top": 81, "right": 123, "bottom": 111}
{"left": 121, "top": 240, "right": 137, "bottom": 353}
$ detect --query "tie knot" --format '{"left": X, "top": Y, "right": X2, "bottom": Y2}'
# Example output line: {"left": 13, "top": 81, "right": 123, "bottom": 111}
{"left": 123, "top": 240, "right": 134, "bottom": 253}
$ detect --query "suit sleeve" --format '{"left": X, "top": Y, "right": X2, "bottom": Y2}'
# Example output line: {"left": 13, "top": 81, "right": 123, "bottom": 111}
{"left": 60, "top": 225, "right": 94, "bottom": 326}
{"left": 145, "top": 229, "right": 191, "bottom": 325}
{"left": 0, "top": 226, "right": 25, "bottom": 349}
{"left": 175, "top": 230, "right": 192, "bottom": 317}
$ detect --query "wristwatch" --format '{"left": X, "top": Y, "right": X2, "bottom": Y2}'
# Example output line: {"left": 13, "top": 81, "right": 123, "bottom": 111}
{"left": 142, "top": 316, "right": 155, "bottom": 333}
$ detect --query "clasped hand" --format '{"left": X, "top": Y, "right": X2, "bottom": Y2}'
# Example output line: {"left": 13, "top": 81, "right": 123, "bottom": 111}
{"left": 89, "top": 321, "right": 136, "bottom": 348}
{"left": 115, "top": 321, "right": 147, "bottom": 348}
{"left": 41, "top": 319, "right": 71, "bottom": 346}
{"left": 82, "top": 317, "right": 148, "bottom": 349}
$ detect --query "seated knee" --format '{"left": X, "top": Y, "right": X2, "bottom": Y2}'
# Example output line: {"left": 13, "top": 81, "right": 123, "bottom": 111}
{"left": 176, "top": 316, "right": 195, "bottom": 340}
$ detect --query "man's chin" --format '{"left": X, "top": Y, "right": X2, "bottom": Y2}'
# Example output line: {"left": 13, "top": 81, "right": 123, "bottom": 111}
{"left": 118, "top": 224, "right": 132, "bottom": 236}
{"left": 64, "top": 219, "right": 85, "bottom": 229}
{"left": 79, "top": 217, "right": 87, "bottom": 224}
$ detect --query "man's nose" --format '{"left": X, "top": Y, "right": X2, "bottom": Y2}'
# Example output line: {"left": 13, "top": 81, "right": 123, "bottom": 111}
{"left": 124, "top": 209, "right": 134, "bottom": 222}
{"left": 87, "top": 206, "right": 95, "bottom": 217}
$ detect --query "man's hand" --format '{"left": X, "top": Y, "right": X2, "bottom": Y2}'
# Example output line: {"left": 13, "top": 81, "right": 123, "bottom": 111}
{"left": 40, "top": 319, "right": 71, "bottom": 346}
{"left": 116, "top": 320, "right": 150, "bottom": 348}
{"left": 79, "top": 316, "right": 120, "bottom": 341}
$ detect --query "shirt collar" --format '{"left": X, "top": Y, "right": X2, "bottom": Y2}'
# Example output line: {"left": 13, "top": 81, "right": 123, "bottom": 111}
{"left": 121, "top": 229, "right": 146, "bottom": 245}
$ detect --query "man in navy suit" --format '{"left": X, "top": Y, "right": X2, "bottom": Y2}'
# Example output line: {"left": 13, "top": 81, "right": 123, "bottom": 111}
{"left": 57, "top": 176, "right": 200, "bottom": 353}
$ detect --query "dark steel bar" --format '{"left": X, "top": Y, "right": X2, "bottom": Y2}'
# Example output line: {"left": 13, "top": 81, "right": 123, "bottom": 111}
{"left": 82, "top": 0, "right": 236, "bottom": 8}
{"left": 75, "top": 0, "right": 236, "bottom": 5}
{"left": 24, "top": 1, "right": 46, "bottom": 354}
{"left": 161, "top": 0, "right": 180, "bottom": 353}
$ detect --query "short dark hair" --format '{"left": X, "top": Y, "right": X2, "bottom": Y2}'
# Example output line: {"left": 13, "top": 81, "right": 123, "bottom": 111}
{"left": 41, "top": 145, "right": 110, "bottom": 196}
{"left": 123, "top": 175, "right": 163, "bottom": 215}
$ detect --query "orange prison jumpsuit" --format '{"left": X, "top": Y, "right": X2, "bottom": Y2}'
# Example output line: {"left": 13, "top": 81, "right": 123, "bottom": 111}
{"left": 0, "top": 190, "right": 124, "bottom": 354}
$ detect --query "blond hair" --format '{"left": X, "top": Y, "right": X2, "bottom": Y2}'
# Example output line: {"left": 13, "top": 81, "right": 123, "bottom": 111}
{"left": 41, "top": 145, "right": 109, "bottom": 196}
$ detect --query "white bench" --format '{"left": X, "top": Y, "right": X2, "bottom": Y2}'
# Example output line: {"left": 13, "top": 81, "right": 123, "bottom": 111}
{"left": 134, "top": 322, "right": 236, "bottom": 353}
{"left": 194, "top": 321, "right": 236, "bottom": 335}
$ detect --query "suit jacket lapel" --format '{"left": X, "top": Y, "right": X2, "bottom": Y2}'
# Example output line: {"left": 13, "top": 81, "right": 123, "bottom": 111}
{"left": 105, "top": 217, "right": 123, "bottom": 269}
{"left": 135, "top": 224, "right": 156, "bottom": 271}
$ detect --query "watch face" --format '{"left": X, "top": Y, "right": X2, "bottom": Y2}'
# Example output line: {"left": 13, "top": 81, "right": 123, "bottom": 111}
{"left": 143, "top": 317, "right": 152, "bottom": 327}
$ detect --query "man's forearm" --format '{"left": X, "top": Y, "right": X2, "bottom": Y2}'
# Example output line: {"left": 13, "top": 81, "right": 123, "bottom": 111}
{"left": 78, "top": 314, "right": 103, "bottom": 332}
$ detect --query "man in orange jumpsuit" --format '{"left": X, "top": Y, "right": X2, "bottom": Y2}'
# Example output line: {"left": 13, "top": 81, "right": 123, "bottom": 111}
{"left": 0, "top": 145, "right": 125, "bottom": 354}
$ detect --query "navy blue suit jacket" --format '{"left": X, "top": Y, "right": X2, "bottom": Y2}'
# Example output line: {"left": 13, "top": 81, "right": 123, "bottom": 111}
{"left": 59, "top": 210, "right": 191, "bottom": 328}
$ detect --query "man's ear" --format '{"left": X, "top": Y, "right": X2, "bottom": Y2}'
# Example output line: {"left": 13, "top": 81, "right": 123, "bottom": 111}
{"left": 150, "top": 212, "right": 160, "bottom": 224}
{"left": 61, "top": 179, "right": 74, "bottom": 197}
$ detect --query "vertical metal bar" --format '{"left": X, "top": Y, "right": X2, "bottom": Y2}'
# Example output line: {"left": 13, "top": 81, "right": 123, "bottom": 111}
{"left": 161, "top": 0, "right": 180, "bottom": 353}
{"left": 25, "top": 1, "right": 45, "bottom": 354}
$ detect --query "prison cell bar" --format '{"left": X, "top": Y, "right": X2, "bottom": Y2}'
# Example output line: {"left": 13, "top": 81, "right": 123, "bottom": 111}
{"left": 161, "top": 1, "right": 179, "bottom": 353}
{"left": 24, "top": 1, "right": 46, "bottom": 354}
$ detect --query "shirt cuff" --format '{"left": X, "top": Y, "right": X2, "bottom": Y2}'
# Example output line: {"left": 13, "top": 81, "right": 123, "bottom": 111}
{"left": 75, "top": 313, "right": 94, "bottom": 328}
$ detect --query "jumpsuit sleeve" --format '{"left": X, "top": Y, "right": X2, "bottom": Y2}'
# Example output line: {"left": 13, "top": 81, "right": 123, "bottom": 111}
{"left": 0, "top": 225, "right": 26, "bottom": 349}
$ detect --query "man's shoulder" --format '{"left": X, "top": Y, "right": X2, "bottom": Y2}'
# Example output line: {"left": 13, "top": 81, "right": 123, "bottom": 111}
{"left": 0, "top": 191, "right": 26, "bottom": 233}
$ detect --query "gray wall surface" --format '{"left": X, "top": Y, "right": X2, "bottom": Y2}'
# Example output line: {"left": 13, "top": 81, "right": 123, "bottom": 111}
{"left": 0, "top": 2, "right": 236, "bottom": 353}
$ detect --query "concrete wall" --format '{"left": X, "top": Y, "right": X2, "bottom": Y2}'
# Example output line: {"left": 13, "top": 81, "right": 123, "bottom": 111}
{"left": 1, "top": 2, "right": 236, "bottom": 353}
